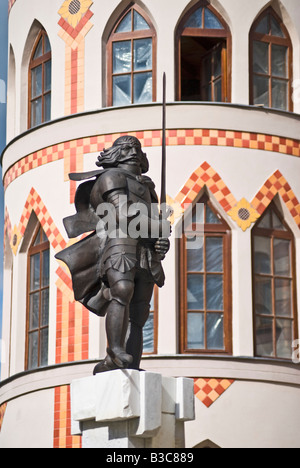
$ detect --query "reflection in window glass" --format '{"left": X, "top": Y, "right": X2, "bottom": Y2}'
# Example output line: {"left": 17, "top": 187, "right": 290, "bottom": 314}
{"left": 184, "top": 199, "right": 228, "bottom": 352}
{"left": 29, "top": 31, "right": 51, "bottom": 128}
{"left": 253, "top": 205, "right": 296, "bottom": 360}
{"left": 109, "top": 8, "right": 155, "bottom": 106}
{"left": 251, "top": 10, "right": 290, "bottom": 110}
{"left": 27, "top": 225, "right": 50, "bottom": 370}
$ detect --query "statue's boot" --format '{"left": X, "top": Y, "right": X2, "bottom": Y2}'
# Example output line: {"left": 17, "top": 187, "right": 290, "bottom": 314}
{"left": 93, "top": 355, "right": 118, "bottom": 374}
{"left": 107, "top": 347, "right": 133, "bottom": 369}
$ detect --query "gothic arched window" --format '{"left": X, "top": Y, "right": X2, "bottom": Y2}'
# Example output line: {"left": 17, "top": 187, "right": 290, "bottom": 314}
{"left": 179, "top": 195, "right": 232, "bottom": 354}
{"left": 252, "top": 203, "right": 298, "bottom": 359}
{"left": 28, "top": 30, "right": 52, "bottom": 128}
{"left": 26, "top": 224, "right": 50, "bottom": 370}
{"left": 250, "top": 8, "right": 292, "bottom": 111}
{"left": 107, "top": 5, "right": 156, "bottom": 107}
{"left": 176, "top": 1, "right": 231, "bottom": 102}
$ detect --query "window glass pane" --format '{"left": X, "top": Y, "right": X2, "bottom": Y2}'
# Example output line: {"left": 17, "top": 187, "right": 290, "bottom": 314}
{"left": 185, "top": 7, "right": 203, "bottom": 28}
{"left": 33, "top": 37, "right": 43, "bottom": 59}
{"left": 30, "top": 253, "right": 40, "bottom": 291}
{"left": 204, "top": 8, "right": 223, "bottom": 29}
{"left": 275, "top": 279, "right": 292, "bottom": 317}
{"left": 253, "top": 75, "right": 269, "bottom": 106}
{"left": 44, "top": 60, "right": 51, "bottom": 92}
{"left": 253, "top": 41, "right": 269, "bottom": 75}
{"left": 256, "top": 316, "right": 274, "bottom": 357}
{"left": 143, "top": 313, "right": 154, "bottom": 353}
{"left": 187, "top": 313, "right": 205, "bottom": 349}
{"left": 206, "top": 238, "right": 223, "bottom": 272}
{"left": 31, "top": 98, "right": 42, "bottom": 127}
{"left": 134, "top": 72, "right": 152, "bottom": 103}
{"left": 187, "top": 243, "right": 203, "bottom": 272}
{"left": 257, "top": 210, "right": 272, "bottom": 229}
{"left": 213, "top": 48, "right": 222, "bottom": 77}
{"left": 116, "top": 11, "right": 132, "bottom": 33}
{"left": 272, "top": 211, "right": 286, "bottom": 230}
{"left": 29, "top": 292, "right": 40, "bottom": 330}
{"left": 134, "top": 38, "right": 152, "bottom": 71}
{"left": 43, "top": 93, "right": 51, "bottom": 123}
{"left": 255, "top": 15, "right": 269, "bottom": 35}
{"left": 44, "top": 35, "right": 51, "bottom": 54}
{"left": 134, "top": 11, "right": 150, "bottom": 31}
{"left": 206, "top": 275, "right": 223, "bottom": 311}
{"left": 207, "top": 313, "right": 224, "bottom": 349}
{"left": 271, "top": 16, "right": 285, "bottom": 38}
{"left": 192, "top": 203, "right": 204, "bottom": 224}
{"left": 34, "top": 227, "right": 42, "bottom": 246}
{"left": 42, "top": 250, "right": 50, "bottom": 288}
{"left": 274, "top": 239, "right": 291, "bottom": 276}
{"left": 271, "top": 79, "right": 288, "bottom": 111}
{"left": 206, "top": 205, "right": 221, "bottom": 224}
{"left": 187, "top": 274, "right": 204, "bottom": 310}
{"left": 28, "top": 331, "right": 39, "bottom": 369}
{"left": 41, "top": 228, "right": 48, "bottom": 243}
{"left": 41, "top": 289, "right": 49, "bottom": 327}
{"left": 214, "top": 79, "right": 222, "bottom": 102}
{"left": 272, "top": 44, "right": 287, "bottom": 78}
{"left": 31, "top": 65, "right": 43, "bottom": 98}
{"left": 113, "top": 41, "right": 132, "bottom": 74}
{"left": 40, "top": 328, "right": 49, "bottom": 367}
{"left": 276, "top": 319, "right": 293, "bottom": 358}
{"left": 255, "top": 277, "right": 272, "bottom": 315}
{"left": 254, "top": 236, "right": 271, "bottom": 274}
{"left": 113, "top": 75, "right": 131, "bottom": 106}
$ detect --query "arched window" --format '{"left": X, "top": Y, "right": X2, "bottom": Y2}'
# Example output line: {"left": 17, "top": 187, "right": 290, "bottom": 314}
{"left": 28, "top": 30, "right": 51, "bottom": 128}
{"left": 176, "top": 1, "right": 231, "bottom": 102}
{"left": 250, "top": 8, "right": 292, "bottom": 111}
{"left": 26, "top": 224, "right": 50, "bottom": 370}
{"left": 107, "top": 5, "right": 156, "bottom": 107}
{"left": 179, "top": 195, "right": 232, "bottom": 354}
{"left": 252, "top": 203, "right": 298, "bottom": 359}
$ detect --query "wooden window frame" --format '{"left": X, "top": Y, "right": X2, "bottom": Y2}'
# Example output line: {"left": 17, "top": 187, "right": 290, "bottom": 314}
{"left": 249, "top": 7, "right": 293, "bottom": 112}
{"left": 175, "top": 0, "right": 232, "bottom": 102}
{"left": 252, "top": 203, "right": 298, "bottom": 360}
{"left": 107, "top": 4, "right": 157, "bottom": 107}
{"left": 25, "top": 225, "right": 50, "bottom": 370}
{"left": 28, "top": 29, "right": 52, "bottom": 129}
{"left": 179, "top": 195, "right": 232, "bottom": 355}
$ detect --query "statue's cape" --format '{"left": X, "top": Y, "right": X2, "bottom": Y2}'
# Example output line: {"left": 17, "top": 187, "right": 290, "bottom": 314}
{"left": 55, "top": 169, "right": 105, "bottom": 313}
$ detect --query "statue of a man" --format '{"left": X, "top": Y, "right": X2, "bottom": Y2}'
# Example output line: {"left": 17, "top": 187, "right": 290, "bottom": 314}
{"left": 56, "top": 136, "right": 170, "bottom": 374}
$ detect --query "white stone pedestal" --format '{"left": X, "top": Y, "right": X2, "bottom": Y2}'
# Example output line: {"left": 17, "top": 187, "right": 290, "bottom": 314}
{"left": 71, "top": 370, "right": 195, "bottom": 449}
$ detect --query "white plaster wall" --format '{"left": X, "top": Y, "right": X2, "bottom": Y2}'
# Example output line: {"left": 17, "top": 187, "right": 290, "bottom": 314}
{"left": 0, "top": 388, "right": 55, "bottom": 448}
{"left": 185, "top": 380, "right": 300, "bottom": 448}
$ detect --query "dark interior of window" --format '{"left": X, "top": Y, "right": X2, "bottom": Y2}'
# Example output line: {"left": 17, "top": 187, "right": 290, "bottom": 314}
{"left": 180, "top": 36, "right": 225, "bottom": 101}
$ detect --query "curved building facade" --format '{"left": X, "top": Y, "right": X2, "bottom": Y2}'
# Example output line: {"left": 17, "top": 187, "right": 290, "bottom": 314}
{"left": 1, "top": 0, "right": 300, "bottom": 448}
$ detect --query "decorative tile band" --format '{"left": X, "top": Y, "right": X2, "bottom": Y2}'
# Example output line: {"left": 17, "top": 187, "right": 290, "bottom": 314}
{"left": 176, "top": 163, "right": 300, "bottom": 231}
{"left": 194, "top": 378, "right": 235, "bottom": 408}
{"left": 54, "top": 386, "right": 81, "bottom": 448}
{"left": 4, "top": 129, "right": 300, "bottom": 191}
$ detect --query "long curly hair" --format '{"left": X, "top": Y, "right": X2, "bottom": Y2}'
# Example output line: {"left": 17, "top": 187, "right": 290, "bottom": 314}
{"left": 96, "top": 136, "right": 149, "bottom": 173}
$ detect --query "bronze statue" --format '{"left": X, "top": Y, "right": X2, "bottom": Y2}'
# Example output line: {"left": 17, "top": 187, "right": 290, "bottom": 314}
{"left": 55, "top": 135, "right": 170, "bottom": 374}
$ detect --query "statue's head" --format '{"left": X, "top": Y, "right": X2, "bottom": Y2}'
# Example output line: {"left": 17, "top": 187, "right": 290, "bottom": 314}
{"left": 96, "top": 136, "right": 149, "bottom": 173}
